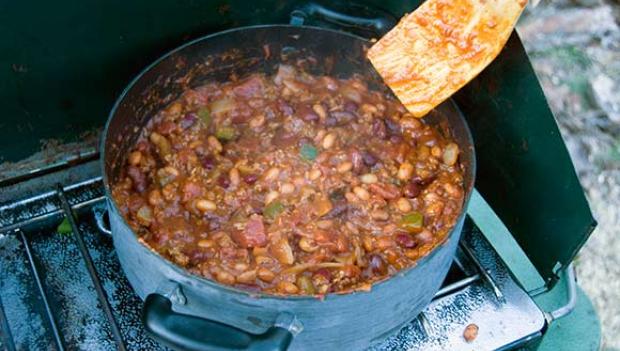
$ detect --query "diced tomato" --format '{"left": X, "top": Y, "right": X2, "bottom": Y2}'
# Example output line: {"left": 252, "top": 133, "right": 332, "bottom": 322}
{"left": 156, "top": 120, "right": 177, "bottom": 135}
{"left": 182, "top": 181, "right": 203, "bottom": 202}
{"left": 232, "top": 215, "right": 267, "bottom": 248}
{"left": 127, "top": 194, "right": 146, "bottom": 212}
{"left": 233, "top": 76, "right": 265, "bottom": 98}
{"left": 369, "top": 183, "right": 401, "bottom": 200}
{"left": 313, "top": 229, "right": 332, "bottom": 244}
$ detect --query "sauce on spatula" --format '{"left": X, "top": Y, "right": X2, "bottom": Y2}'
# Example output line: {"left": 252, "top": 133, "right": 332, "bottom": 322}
{"left": 367, "top": 0, "right": 527, "bottom": 117}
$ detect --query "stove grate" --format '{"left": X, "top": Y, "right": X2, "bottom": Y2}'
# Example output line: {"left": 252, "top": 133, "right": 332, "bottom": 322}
{"left": 56, "top": 186, "right": 127, "bottom": 351}
{"left": 18, "top": 229, "right": 66, "bottom": 350}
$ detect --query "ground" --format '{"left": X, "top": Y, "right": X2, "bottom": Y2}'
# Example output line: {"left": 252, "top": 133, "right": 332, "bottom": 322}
{"left": 517, "top": 1, "right": 620, "bottom": 349}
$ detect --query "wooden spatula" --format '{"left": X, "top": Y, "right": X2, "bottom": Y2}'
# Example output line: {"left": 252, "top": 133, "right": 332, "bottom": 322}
{"left": 367, "top": 0, "right": 527, "bottom": 117}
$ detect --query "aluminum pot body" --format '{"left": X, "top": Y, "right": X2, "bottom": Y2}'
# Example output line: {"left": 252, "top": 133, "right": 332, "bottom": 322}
{"left": 102, "top": 25, "right": 476, "bottom": 351}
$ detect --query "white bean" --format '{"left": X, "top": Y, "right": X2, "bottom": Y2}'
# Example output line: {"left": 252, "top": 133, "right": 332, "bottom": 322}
{"left": 360, "top": 173, "right": 378, "bottom": 184}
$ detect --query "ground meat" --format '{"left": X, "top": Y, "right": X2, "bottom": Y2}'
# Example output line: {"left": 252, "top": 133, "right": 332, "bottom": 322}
{"left": 112, "top": 64, "right": 465, "bottom": 296}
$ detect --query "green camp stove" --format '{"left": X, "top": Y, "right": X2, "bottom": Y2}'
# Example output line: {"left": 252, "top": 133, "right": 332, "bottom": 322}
{"left": 0, "top": 1, "right": 598, "bottom": 350}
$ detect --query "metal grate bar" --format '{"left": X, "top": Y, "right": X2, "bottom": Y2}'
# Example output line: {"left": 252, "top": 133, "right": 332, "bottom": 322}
{"left": 17, "top": 229, "right": 66, "bottom": 351}
{"left": 0, "top": 196, "right": 106, "bottom": 234}
{"left": 56, "top": 185, "right": 127, "bottom": 351}
{"left": 434, "top": 274, "right": 480, "bottom": 299}
{"left": 430, "top": 243, "right": 482, "bottom": 299}
{"left": 461, "top": 242, "right": 504, "bottom": 301}
{"left": 0, "top": 295, "right": 16, "bottom": 351}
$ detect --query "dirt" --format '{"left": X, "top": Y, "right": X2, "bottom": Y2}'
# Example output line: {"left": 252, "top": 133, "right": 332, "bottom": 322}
{"left": 0, "top": 131, "right": 100, "bottom": 184}
{"left": 518, "top": 1, "right": 620, "bottom": 349}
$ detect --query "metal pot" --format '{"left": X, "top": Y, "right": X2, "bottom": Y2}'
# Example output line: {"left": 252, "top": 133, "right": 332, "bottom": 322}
{"left": 102, "top": 25, "right": 476, "bottom": 351}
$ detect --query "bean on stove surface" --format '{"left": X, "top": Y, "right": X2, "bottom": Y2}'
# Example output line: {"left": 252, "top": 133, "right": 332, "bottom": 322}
{"left": 112, "top": 64, "right": 465, "bottom": 296}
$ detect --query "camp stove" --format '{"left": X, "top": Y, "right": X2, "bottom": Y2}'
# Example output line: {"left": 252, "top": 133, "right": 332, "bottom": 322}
{"left": 0, "top": 1, "right": 599, "bottom": 350}
{"left": 0, "top": 163, "right": 575, "bottom": 351}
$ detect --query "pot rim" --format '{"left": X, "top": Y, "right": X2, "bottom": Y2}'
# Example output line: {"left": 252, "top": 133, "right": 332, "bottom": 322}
{"left": 101, "top": 24, "right": 477, "bottom": 302}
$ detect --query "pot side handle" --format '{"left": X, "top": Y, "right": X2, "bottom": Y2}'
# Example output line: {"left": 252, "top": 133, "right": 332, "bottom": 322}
{"left": 290, "top": 1, "right": 398, "bottom": 38}
{"left": 143, "top": 294, "right": 295, "bottom": 351}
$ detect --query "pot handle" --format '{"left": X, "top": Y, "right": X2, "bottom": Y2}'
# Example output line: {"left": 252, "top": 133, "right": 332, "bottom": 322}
{"left": 143, "top": 293, "right": 297, "bottom": 351}
{"left": 290, "top": 1, "right": 398, "bottom": 38}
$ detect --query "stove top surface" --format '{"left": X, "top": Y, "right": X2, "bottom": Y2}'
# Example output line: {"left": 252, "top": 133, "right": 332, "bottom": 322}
{"left": 0, "top": 171, "right": 545, "bottom": 351}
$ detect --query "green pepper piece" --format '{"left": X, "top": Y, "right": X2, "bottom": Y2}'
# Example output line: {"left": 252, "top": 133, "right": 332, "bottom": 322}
{"left": 400, "top": 212, "right": 424, "bottom": 233}
{"left": 264, "top": 201, "right": 285, "bottom": 220}
{"left": 300, "top": 143, "right": 318, "bottom": 161}
{"left": 197, "top": 107, "right": 211, "bottom": 125}
{"left": 215, "top": 126, "right": 236, "bottom": 141}
{"left": 57, "top": 217, "right": 72, "bottom": 235}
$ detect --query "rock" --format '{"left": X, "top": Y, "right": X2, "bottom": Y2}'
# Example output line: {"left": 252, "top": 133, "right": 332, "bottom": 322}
{"left": 590, "top": 74, "right": 620, "bottom": 123}
{"left": 518, "top": 5, "right": 618, "bottom": 51}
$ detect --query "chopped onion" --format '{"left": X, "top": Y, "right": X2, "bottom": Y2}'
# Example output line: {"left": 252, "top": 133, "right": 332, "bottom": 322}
{"left": 340, "top": 86, "right": 362, "bottom": 104}
{"left": 271, "top": 238, "right": 294, "bottom": 265}
{"left": 282, "top": 262, "right": 345, "bottom": 274}
{"left": 209, "top": 98, "right": 235, "bottom": 116}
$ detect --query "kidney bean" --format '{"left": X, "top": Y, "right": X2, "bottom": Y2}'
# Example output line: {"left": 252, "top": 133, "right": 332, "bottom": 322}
{"left": 272, "top": 127, "right": 297, "bottom": 148}
{"left": 127, "top": 166, "right": 147, "bottom": 192}
{"left": 180, "top": 112, "right": 197, "bottom": 129}
{"left": 384, "top": 118, "right": 401, "bottom": 134}
{"left": 297, "top": 104, "right": 319, "bottom": 122}
{"left": 217, "top": 174, "right": 230, "bottom": 189}
{"left": 344, "top": 101, "right": 358, "bottom": 112}
{"left": 372, "top": 119, "right": 387, "bottom": 139}
{"left": 243, "top": 174, "right": 258, "bottom": 185}
{"left": 389, "top": 134, "right": 403, "bottom": 143}
{"left": 277, "top": 99, "right": 293, "bottom": 116}
{"left": 330, "top": 111, "right": 356, "bottom": 126}
{"left": 324, "top": 116, "right": 338, "bottom": 127}
{"left": 350, "top": 148, "right": 364, "bottom": 174}
{"left": 403, "top": 182, "right": 421, "bottom": 198}
{"left": 395, "top": 232, "right": 417, "bottom": 248}
{"left": 362, "top": 151, "right": 378, "bottom": 167}
{"left": 201, "top": 155, "right": 216, "bottom": 170}
{"left": 412, "top": 173, "right": 437, "bottom": 186}
{"left": 187, "top": 249, "right": 211, "bottom": 266}
{"left": 369, "top": 254, "right": 388, "bottom": 275}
